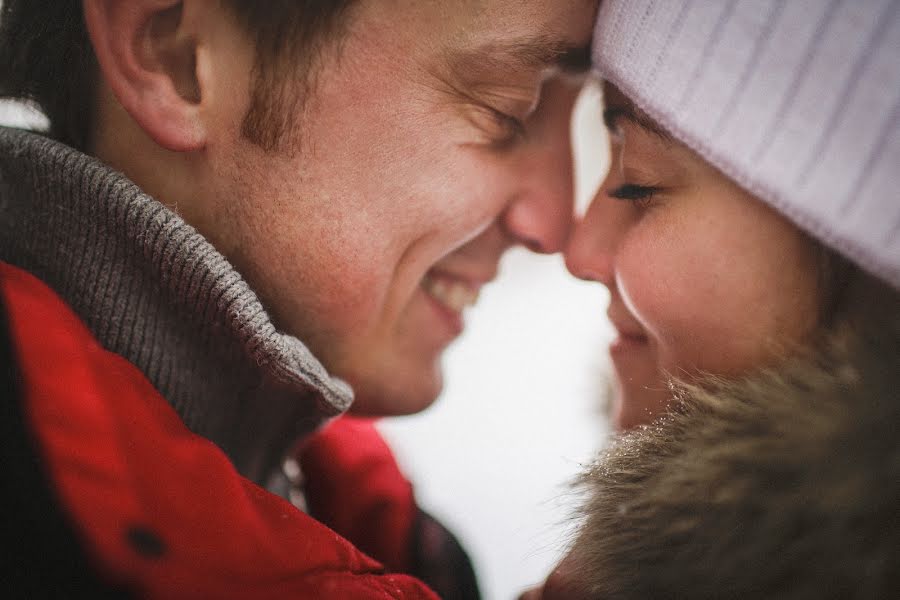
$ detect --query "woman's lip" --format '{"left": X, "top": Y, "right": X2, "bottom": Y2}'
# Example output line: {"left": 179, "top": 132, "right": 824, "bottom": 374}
{"left": 610, "top": 332, "right": 649, "bottom": 354}
{"left": 607, "top": 307, "right": 646, "bottom": 342}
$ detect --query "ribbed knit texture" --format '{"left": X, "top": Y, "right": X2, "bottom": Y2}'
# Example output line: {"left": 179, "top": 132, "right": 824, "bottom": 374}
{"left": 0, "top": 127, "right": 353, "bottom": 484}
{"left": 594, "top": 0, "right": 900, "bottom": 290}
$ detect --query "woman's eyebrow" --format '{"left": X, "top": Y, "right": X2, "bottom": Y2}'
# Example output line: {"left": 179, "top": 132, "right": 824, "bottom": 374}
{"left": 603, "top": 105, "right": 674, "bottom": 143}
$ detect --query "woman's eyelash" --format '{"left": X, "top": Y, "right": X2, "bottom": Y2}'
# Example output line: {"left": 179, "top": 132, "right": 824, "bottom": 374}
{"left": 609, "top": 184, "right": 658, "bottom": 203}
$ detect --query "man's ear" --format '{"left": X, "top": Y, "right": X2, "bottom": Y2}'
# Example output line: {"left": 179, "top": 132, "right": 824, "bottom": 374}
{"left": 82, "top": 0, "right": 207, "bottom": 151}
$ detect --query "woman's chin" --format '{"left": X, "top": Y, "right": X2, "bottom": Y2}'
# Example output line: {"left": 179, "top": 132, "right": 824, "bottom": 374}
{"left": 613, "top": 381, "right": 672, "bottom": 431}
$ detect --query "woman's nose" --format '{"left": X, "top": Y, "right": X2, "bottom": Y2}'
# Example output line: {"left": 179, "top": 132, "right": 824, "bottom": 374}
{"left": 565, "top": 186, "right": 623, "bottom": 286}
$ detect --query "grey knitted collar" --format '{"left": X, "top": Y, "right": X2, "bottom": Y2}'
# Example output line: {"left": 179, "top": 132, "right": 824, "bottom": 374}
{"left": 0, "top": 126, "right": 353, "bottom": 483}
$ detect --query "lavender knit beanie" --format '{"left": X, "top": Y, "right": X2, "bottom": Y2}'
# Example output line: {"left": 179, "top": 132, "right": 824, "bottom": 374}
{"left": 593, "top": 0, "right": 900, "bottom": 290}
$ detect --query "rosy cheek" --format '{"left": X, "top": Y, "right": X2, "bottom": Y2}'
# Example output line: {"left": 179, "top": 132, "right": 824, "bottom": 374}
{"left": 615, "top": 247, "right": 672, "bottom": 337}
{"left": 614, "top": 244, "right": 713, "bottom": 375}
{"left": 640, "top": 271, "right": 769, "bottom": 377}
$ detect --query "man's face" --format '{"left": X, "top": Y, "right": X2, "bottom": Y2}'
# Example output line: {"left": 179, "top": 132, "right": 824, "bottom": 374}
{"left": 195, "top": 0, "right": 596, "bottom": 414}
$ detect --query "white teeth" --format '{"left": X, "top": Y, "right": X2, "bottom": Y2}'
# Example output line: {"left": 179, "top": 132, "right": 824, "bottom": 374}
{"left": 423, "top": 276, "right": 480, "bottom": 313}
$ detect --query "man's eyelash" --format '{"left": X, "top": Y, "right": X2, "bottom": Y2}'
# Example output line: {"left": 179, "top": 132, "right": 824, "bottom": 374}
{"left": 609, "top": 184, "right": 658, "bottom": 203}
{"left": 489, "top": 108, "right": 525, "bottom": 148}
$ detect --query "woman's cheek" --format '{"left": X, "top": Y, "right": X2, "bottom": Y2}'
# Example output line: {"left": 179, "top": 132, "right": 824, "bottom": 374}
{"left": 616, "top": 238, "right": 686, "bottom": 337}
{"left": 616, "top": 236, "right": 736, "bottom": 376}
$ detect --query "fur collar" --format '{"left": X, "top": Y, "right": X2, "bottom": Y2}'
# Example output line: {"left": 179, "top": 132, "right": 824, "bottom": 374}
{"left": 571, "top": 315, "right": 900, "bottom": 598}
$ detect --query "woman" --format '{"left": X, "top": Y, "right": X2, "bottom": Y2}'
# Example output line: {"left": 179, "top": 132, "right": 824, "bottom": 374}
{"left": 527, "top": 0, "right": 899, "bottom": 597}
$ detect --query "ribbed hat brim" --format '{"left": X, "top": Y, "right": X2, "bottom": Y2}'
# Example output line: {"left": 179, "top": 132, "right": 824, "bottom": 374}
{"left": 593, "top": 0, "right": 900, "bottom": 290}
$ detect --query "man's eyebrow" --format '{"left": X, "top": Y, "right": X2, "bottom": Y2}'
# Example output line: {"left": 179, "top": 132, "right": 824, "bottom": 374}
{"left": 446, "top": 35, "right": 592, "bottom": 77}
{"left": 603, "top": 105, "right": 674, "bottom": 143}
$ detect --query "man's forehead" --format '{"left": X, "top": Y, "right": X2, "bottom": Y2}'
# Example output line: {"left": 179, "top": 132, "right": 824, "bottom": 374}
{"left": 440, "top": 0, "right": 595, "bottom": 74}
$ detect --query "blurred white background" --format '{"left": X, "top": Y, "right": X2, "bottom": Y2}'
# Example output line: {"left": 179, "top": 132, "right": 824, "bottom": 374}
{"left": 0, "top": 81, "right": 612, "bottom": 600}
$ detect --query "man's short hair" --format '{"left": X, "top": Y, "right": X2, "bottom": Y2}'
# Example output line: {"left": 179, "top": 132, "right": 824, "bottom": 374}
{"left": 0, "top": 0, "right": 358, "bottom": 151}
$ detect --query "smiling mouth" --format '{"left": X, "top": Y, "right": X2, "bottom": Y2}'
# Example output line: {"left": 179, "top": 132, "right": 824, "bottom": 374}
{"left": 422, "top": 274, "right": 480, "bottom": 314}
{"left": 616, "top": 331, "right": 648, "bottom": 343}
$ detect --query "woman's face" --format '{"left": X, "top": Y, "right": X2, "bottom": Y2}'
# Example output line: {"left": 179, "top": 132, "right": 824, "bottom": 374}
{"left": 566, "top": 84, "right": 822, "bottom": 430}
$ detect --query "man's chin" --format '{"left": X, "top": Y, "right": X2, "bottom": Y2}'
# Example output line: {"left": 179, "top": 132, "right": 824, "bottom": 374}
{"left": 345, "top": 370, "right": 444, "bottom": 417}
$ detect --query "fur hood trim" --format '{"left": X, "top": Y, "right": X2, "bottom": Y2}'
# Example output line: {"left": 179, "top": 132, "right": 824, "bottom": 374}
{"left": 572, "top": 321, "right": 900, "bottom": 599}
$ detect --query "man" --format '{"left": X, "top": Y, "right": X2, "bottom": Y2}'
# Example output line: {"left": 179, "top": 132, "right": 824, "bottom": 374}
{"left": 0, "top": 0, "right": 596, "bottom": 597}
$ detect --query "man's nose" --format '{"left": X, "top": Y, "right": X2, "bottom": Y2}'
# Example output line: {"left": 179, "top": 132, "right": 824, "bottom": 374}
{"left": 500, "top": 182, "right": 573, "bottom": 254}
{"left": 500, "top": 77, "right": 580, "bottom": 254}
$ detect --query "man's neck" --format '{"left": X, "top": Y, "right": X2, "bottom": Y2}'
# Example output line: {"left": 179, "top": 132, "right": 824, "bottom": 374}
{"left": 0, "top": 126, "right": 353, "bottom": 483}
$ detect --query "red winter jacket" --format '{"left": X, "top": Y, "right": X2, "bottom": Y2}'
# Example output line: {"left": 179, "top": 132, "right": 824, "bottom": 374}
{"left": 0, "top": 261, "right": 439, "bottom": 599}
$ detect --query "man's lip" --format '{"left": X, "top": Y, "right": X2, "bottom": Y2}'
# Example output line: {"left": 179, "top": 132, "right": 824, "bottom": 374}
{"left": 427, "top": 267, "right": 496, "bottom": 288}
{"left": 421, "top": 269, "right": 489, "bottom": 317}
{"left": 422, "top": 288, "right": 465, "bottom": 337}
